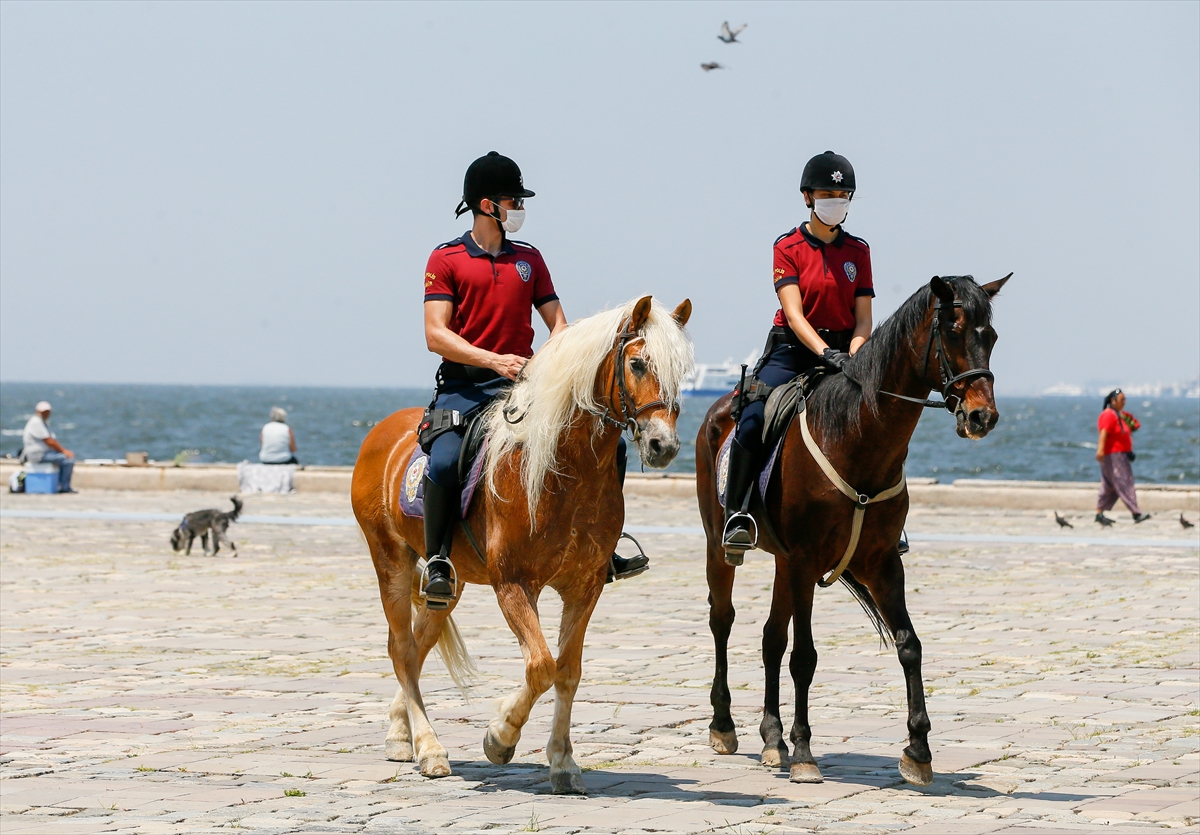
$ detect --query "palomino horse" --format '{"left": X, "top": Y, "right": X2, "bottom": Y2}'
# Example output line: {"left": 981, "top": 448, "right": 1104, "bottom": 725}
{"left": 352, "top": 296, "right": 693, "bottom": 793}
{"left": 697, "top": 275, "right": 1009, "bottom": 786}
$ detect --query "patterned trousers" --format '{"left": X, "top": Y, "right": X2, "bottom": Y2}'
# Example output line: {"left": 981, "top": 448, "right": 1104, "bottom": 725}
{"left": 1098, "top": 452, "right": 1140, "bottom": 515}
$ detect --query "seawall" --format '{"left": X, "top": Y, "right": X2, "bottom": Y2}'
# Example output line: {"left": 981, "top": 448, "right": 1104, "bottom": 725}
{"left": 2, "top": 461, "right": 1197, "bottom": 512}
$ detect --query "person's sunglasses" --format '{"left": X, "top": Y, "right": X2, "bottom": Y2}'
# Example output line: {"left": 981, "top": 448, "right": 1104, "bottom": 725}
{"left": 491, "top": 196, "right": 524, "bottom": 210}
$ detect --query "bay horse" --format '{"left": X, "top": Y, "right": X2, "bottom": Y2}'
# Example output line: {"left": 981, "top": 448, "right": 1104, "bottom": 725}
{"left": 697, "top": 274, "right": 1009, "bottom": 786}
{"left": 352, "top": 296, "right": 693, "bottom": 794}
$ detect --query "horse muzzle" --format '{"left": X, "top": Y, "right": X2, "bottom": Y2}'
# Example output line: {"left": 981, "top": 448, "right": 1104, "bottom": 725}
{"left": 637, "top": 416, "right": 681, "bottom": 468}
{"left": 957, "top": 404, "right": 999, "bottom": 439}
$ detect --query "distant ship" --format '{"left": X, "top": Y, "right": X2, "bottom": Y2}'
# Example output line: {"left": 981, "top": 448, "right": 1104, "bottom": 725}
{"left": 682, "top": 353, "right": 759, "bottom": 398}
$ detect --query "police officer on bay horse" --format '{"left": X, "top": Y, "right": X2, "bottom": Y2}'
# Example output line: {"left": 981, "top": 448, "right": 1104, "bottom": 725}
{"left": 723, "top": 151, "right": 903, "bottom": 562}
{"left": 420, "top": 151, "right": 649, "bottom": 607}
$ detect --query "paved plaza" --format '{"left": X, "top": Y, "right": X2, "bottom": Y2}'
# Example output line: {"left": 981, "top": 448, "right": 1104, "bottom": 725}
{"left": 1, "top": 488, "right": 1197, "bottom": 834}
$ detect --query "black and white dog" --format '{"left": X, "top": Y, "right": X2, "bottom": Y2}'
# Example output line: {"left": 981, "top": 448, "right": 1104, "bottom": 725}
{"left": 170, "top": 496, "right": 242, "bottom": 556}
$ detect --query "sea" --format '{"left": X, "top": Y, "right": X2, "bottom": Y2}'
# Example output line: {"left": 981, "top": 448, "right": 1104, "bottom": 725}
{"left": 2, "top": 382, "right": 1197, "bottom": 484}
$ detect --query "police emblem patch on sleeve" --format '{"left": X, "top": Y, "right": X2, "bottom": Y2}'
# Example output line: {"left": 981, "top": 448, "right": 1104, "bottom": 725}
{"left": 516, "top": 261, "right": 532, "bottom": 282}
{"left": 843, "top": 262, "right": 857, "bottom": 282}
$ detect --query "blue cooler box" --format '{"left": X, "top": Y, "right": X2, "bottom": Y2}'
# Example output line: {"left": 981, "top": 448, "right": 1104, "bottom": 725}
{"left": 24, "top": 463, "right": 60, "bottom": 494}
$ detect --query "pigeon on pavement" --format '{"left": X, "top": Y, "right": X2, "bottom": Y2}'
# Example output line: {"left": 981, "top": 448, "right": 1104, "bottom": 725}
{"left": 1181, "top": 514, "right": 1195, "bottom": 530}
{"left": 701, "top": 62, "right": 724, "bottom": 72}
{"left": 718, "top": 22, "right": 747, "bottom": 43}
{"left": 1054, "top": 512, "right": 1073, "bottom": 529}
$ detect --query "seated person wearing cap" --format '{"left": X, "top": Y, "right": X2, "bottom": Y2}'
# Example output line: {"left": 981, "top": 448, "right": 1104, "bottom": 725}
{"left": 419, "top": 151, "right": 649, "bottom": 609}
{"left": 22, "top": 401, "right": 77, "bottom": 493}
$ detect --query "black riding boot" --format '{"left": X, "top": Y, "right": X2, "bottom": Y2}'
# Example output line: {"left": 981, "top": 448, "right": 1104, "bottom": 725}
{"left": 608, "top": 438, "right": 650, "bottom": 583}
{"left": 722, "top": 438, "right": 759, "bottom": 566}
{"left": 422, "top": 477, "right": 458, "bottom": 610}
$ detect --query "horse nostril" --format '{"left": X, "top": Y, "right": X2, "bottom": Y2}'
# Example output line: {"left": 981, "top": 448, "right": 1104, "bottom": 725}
{"left": 969, "top": 408, "right": 993, "bottom": 430}
{"left": 648, "top": 438, "right": 663, "bottom": 457}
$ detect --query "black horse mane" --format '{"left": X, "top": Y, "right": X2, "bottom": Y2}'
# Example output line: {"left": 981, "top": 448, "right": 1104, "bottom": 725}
{"left": 808, "top": 276, "right": 994, "bottom": 439}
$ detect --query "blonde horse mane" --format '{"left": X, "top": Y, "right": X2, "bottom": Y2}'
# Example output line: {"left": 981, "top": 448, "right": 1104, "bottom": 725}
{"left": 483, "top": 298, "right": 694, "bottom": 517}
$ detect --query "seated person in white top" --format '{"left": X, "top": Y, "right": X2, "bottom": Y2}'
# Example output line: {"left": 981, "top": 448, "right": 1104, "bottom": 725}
{"left": 22, "top": 400, "right": 77, "bottom": 493}
{"left": 259, "top": 407, "right": 298, "bottom": 465}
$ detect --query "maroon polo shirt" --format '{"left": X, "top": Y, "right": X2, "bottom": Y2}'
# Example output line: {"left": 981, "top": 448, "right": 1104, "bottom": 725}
{"left": 424, "top": 232, "right": 559, "bottom": 359}
{"left": 771, "top": 224, "right": 874, "bottom": 332}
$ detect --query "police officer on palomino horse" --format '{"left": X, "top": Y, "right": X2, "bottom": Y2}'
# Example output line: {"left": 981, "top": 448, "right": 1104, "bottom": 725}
{"left": 420, "top": 151, "right": 649, "bottom": 608}
{"left": 723, "top": 151, "right": 908, "bottom": 563}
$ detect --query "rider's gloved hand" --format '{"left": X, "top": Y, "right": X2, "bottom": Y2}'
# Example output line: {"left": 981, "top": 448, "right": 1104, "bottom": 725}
{"left": 821, "top": 348, "right": 851, "bottom": 372}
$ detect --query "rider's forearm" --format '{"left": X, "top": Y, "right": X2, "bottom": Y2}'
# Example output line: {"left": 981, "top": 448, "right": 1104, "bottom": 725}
{"left": 426, "top": 326, "right": 503, "bottom": 371}
{"left": 787, "top": 315, "right": 830, "bottom": 357}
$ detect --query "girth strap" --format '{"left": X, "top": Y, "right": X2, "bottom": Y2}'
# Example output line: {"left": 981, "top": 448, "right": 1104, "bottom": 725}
{"left": 799, "top": 411, "right": 906, "bottom": 588}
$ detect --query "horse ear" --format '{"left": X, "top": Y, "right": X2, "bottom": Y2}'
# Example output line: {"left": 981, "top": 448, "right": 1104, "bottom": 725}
{"left": 630, "top": 296, "right": 653, "bottom": 331}
{"left": 672, "top": 299, "right": 692, "bottom": 327}
{"left": 981, "top": 272, "right": 1012, "bottom": 298}
{"left": 929, "top": 276, "right": 955, "bottom": 305}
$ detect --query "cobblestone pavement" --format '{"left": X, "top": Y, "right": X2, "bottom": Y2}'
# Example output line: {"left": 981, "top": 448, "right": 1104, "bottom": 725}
{"left": 2, "top": 489, "right": 1197, "bottom": 834}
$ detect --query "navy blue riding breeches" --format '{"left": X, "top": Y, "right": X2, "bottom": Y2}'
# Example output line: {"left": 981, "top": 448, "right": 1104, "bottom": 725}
{"left": 733, "top": 341, "right": 822, "bottom": 454}
{"left": 425, "top": 375, "right": 628, "bottom": 491}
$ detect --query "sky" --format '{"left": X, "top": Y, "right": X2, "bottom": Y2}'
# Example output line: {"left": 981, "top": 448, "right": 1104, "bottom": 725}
{"left": 1, "top": 1, "right": 1197, "bottom": 394}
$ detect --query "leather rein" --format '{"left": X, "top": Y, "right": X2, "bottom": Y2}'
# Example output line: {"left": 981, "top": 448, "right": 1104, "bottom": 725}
{"left": 503, "top": 325, "right": 671, "bottom": 442}
{"left": 876, "top": 298, "right": 994, "bottom": 415}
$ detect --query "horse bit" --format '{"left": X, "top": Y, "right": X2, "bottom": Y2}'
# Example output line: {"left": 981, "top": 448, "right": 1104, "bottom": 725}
{"left": 876, "top": 297, "right": 994, "bottom": 416}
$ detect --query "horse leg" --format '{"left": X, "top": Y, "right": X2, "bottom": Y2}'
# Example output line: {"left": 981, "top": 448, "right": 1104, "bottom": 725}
{"left": 863, "top": 554, "right": 934, "bottom": 786}
{"left": 786, "top": 578, "right": 822, "bottom": 783}
{"left": 377, "top": 539, "right": 452, "bottom": 777}
{"left": 706, "top": 540, "right": 739, "bottom": 755}
{"left": 759, "top": 561, "right": 792, "bottom": 769}
{"left": 384, "top": 629, "right": 413, "bottom": 762}
{"left": 485, "top": 582, "right": 556, "bottom": 765}
{"left": 546, "top": 586, "right": 602, "bottom": 795}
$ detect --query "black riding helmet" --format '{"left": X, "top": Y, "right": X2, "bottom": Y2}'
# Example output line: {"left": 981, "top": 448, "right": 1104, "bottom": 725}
{"left": 454, "top": 151, "right": 536, "bottom": 217}
{"left": 800, "top": 151, "right": 856, "bottom": 194}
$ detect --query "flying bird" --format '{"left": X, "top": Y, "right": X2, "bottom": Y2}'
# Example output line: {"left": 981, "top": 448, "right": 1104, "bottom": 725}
{"left": 701, "top": 62, "right": 724, "bottom": 72}
{"left": 1054, "top": 512, "right": 1073, "bottom": 529}
{"left": 1095, "top": 513, "right": 1115, "bottom": 528}
{"left": 718, "top": 22, "right": 747, "bottom": 44}
{"left": 1181, "top": 514, "right": 1195, "bottom": 530}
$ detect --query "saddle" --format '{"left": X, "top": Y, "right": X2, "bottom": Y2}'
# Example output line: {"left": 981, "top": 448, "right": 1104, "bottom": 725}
{"left": 398, "top": 410, "right": 491, "bottom": 521}
{"left": 718, "top": 367, "right": 831, "bottom": 509}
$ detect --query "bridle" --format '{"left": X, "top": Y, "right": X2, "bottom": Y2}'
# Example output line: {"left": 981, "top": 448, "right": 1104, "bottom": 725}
{"left": 878, "top": 297, "right": 994, "bottom": 415}
{"left": 500, "top": 324, "right": 673, "bottom": 441}
{"left": 592, "top": 326, "right": 672, "bottom": 442}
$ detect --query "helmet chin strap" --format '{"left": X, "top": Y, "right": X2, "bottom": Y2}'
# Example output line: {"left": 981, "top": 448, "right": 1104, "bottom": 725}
{"left": 485, "top": 198, "right": 508, "bottom": 239}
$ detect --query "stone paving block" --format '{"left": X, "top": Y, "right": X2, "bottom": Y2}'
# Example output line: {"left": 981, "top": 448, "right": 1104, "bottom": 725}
{"left": 3, "top": 492, "right": 1198, "bottom": 835}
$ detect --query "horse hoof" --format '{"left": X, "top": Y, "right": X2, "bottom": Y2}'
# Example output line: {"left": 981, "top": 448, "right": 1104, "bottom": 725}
{"left": 483, "top": 729, "right": 516, "bottom": 765}
{"left": 550, "top": 770, "right": 587, "bottom": 795}
{"left": 899, "top": 753, "right": 933, "bottom": 786}
{"left": 760, "top": 744, "right": 789, "bottom": 769}
{"left": 419, "top": 755, "right": 452, "bottom": 778}
{"left": 385, "top": 739, "right": 414, "bottom": 762}
{"left": 789, "top": 762, "right": 823, "bottom": 783}
{"left": 709, "top": 729, "right": 738, "bottom": 755}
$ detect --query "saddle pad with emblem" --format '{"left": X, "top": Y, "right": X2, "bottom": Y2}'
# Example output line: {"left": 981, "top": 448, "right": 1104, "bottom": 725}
{"left": 715, "top": 431, "right": 785, "bottom": 510}
{"left": 398, "top": 436, "right": 488, "bottom": 520}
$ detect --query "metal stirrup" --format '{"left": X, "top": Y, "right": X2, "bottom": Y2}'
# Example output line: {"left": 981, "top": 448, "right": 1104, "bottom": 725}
{"left": 418, "top": 556, "right": 458, "bottom": 602}
{"left": 722, "top": 512, "right": 759, "bottom": 550}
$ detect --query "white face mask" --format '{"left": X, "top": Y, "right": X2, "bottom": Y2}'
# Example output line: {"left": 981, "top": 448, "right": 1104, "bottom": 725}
{"left": 812, "top": 197, "right": 850, "bottom": 226}
{"left": 501, "top": 209, "right": 525, "bottom": 234}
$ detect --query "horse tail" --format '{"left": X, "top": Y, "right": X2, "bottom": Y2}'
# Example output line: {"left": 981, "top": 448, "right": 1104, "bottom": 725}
{"left": 840, "top": 572, "right": 894, "bottom": 648}
{"left": 407, "top": 585, "right": 480, "bottom": 703}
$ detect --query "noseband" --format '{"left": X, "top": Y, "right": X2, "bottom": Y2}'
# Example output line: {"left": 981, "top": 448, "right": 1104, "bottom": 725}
{"left": 594, "top": 328, "right": 671, "bottom": 441}
{"left": 879, "top": 299, "right": 994, "bottom": 415}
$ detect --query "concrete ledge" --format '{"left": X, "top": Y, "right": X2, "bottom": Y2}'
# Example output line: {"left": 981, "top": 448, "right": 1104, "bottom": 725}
{"left": 2, "top": 462, "right": 1196, "bottom": 512}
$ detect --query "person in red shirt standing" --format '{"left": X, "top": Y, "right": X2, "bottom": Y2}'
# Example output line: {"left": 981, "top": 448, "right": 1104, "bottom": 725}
{"left": 420, "top": 152, "right": 648, "bottom": 608}
{"left": 722, "top": 151, "right": 876, "bottom": 561}
{"left": 1095, "top": 389, "right": 1150, "bottom": 524}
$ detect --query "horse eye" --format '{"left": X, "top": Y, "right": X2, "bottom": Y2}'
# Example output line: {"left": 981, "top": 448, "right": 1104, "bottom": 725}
{"left": 630, "top": 357, "right": 648, "bottom": 376}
